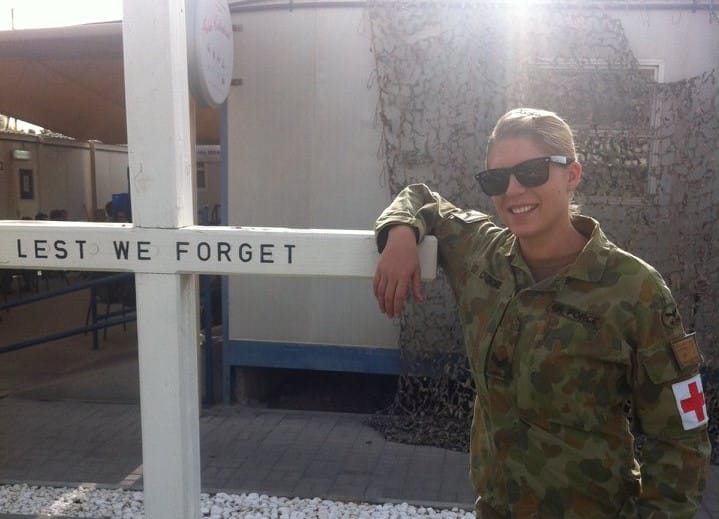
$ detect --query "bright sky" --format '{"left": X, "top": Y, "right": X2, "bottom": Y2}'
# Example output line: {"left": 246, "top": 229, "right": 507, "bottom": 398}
{"left": 0, "top": 0, "right": 122, "bottom": 30}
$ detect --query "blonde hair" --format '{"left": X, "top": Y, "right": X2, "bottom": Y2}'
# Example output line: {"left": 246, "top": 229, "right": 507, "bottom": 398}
{"left": 486, "top": 107, "right": 577, "bottom": 160}
{"left": 487, "top": 108, "right": 581, "bottom": 214}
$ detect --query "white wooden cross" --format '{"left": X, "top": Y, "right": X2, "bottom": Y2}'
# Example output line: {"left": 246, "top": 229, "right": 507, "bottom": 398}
{"left": 0, "top": 1, "right": 437, "bottom": 517}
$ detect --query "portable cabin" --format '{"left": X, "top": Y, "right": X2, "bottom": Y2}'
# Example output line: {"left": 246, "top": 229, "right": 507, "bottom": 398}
{"left": 221, "top": 1, "right": 719, "bottom": 402}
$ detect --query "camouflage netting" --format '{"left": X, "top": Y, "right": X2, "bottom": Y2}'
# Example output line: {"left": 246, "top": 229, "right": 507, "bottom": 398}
{"left": 366, "top": 1, "right": 719, "bottom": 463}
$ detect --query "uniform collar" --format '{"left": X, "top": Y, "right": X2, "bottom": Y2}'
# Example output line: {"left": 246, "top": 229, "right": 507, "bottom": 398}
{"left": 501, "top": 215, "right": 612, "bottom": 287}
{"left": 566, "top": 215, "right": 612, "bottom": 282}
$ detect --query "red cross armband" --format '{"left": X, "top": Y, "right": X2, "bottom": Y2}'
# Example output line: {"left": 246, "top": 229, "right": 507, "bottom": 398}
{"left": 671, "top": 374, "right": 709, "bottom": 430}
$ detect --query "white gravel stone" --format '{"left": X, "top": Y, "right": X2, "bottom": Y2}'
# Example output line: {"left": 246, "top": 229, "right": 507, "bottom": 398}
{"left": 0, "top": 483, "right": 474, "bottom": 518}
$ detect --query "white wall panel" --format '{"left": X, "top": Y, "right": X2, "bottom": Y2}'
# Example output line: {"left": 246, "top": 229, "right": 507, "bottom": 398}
{"left": 227, "top": 8, "right": 399, "bottom": 349}
{"left": 37, "top": 144, "right": 89, "bottom": 219}
{"left": 94, "top": 148, "right": 129, "bottom": 208}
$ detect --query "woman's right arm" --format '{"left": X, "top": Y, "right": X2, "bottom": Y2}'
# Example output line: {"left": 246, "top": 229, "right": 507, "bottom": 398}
{"left": 372, "top": 183, "right": 488, "bottom": 317}
{"left": 373, "top": 224, "right": 422, "bottom": 317}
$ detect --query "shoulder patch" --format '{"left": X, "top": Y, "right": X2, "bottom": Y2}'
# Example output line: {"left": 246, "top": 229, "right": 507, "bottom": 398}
{"left": 662, "top": 303, "right": 681, "bottom": 329}
{"left": 671, "top": 374, "right": 708, "bottom": 430}
{"left": 670, "top": 333, "right": 702, "bottom": 369}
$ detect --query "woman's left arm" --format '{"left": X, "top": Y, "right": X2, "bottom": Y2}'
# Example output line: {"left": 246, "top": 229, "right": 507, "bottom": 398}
{"left": 632, "top": 274, "right": 711, "bottom": 519}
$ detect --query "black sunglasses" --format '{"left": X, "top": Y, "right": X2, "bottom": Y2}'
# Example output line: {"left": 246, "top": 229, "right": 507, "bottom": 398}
{"left": 474, "top": 155, "right": 573, "bottom": 196}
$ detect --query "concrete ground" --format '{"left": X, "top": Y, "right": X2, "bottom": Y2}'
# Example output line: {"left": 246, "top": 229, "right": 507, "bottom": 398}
{"left": 0, "top": 276, "right": 716, "bottom": 518}
{"left": 0, "top": 277, "right": 474, "bottom": 516}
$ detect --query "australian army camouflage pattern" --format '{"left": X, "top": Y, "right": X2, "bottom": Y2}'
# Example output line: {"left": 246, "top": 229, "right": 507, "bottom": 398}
{"left": 375, "top": 184, "right": 711, "bottom": 519}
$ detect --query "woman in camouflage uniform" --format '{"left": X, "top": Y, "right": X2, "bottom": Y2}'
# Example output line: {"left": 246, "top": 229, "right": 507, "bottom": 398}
{"left": 373, "top": 108, "right": 711, "bottom": 518}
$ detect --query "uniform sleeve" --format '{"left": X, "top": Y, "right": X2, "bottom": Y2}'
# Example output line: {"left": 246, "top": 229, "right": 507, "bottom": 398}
{"left": 374, "top": 183, "right": 491, "bottom": 282}
{"left": 375, "top": 183, "right": 464, "bottom": 247}
{"left": 631, "top": 272, "right": 711, "bottom": 519}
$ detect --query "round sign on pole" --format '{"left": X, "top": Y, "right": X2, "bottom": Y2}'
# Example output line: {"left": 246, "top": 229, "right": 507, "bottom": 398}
{"left": 187, "top": 0, "right": 234, "bottom": 108}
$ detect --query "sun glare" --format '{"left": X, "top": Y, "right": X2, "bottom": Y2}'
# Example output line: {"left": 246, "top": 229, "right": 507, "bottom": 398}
{"left": 508, "top": 0, "right": 538, "bottom": 17}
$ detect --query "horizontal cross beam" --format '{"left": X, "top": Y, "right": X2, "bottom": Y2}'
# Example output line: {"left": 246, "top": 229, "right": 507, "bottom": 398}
{"left": 0, "top": 221, "right": 437, "bottom": 279}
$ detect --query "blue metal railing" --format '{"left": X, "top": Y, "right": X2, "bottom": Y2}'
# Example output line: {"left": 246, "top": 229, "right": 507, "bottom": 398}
{"left": 0, "top": 272, "right": 136, "bottom": 354}
{"left": 1, "top": 272, "right": 130, "bottom": 311}
{"left": 86, "top": 273, "right": 136, "bottom": 349}
{"left": 0, "top": 314, "right": 136, "bottom": 355}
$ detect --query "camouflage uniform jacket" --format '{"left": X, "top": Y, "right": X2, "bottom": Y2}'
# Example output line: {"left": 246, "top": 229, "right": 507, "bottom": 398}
{"left": 375, "top": 184, "right": 711, "bottom": 519}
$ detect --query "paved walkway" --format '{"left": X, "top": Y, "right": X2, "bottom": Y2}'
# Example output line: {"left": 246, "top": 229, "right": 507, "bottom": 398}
{"left": 0, "top": 281, "right": 475, "bottom": 515}
{"left": 0, "top": 397, "right": 474, "bottom": 508}
{"left": 1, "top": 397, "right": 717, "bottom": 518}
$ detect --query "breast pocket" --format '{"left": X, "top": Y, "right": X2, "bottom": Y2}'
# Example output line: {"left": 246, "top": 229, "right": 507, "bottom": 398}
{"left": 516, "top": 303, "right": 627, "bottom": 431}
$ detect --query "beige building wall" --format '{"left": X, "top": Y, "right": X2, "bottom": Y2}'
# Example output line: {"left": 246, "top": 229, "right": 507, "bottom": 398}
{"left": 0, "top": 133, "right": 130, "bottom": 221}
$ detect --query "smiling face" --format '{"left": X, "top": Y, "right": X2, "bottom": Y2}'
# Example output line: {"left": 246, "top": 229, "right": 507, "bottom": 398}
{"left": 487, "top": 136, "right": 582, "bottom": 245}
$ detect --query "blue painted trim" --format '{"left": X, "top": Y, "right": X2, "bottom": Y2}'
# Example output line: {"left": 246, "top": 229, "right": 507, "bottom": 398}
{"left": 201, "top": 275, "right": 214, "bottom": 406}
{"left": 222, "top": 289, "right": 231, "bottom": 404}
{"left": 220, "top": 101, "right": 229, "bottom": 226}
{"left": 224, "top": 339, "right": 401, "bottom": 376}
{"left": 220, "top": 101, "right": 232, "bottom": 404}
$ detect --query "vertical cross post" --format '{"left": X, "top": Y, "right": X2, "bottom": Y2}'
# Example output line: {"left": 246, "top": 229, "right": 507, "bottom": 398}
{"left": 122, "top": 1, "right": 200, "bottom": 517}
